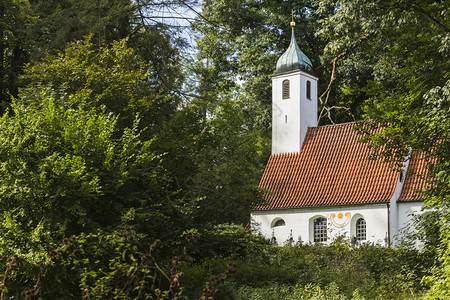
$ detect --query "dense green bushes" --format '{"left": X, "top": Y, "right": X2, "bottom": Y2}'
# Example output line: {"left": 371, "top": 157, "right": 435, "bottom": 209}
{"left": 0, "top": 223, "right": 437, "bottom": 299}
{"left": 178, "top": 230, "right": 435, "bottom": 299}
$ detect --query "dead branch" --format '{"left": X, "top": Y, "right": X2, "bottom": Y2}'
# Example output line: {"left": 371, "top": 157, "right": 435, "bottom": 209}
{"left": 317, "top": 34, "right": 371, "bottom": 124}
{"left": 317, "top": 50, "right": 346, "bottom": 124}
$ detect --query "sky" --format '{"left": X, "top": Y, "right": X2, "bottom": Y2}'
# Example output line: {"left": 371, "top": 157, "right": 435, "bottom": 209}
{"left": 142, "top": 0, "right": 203, "bottom": 49}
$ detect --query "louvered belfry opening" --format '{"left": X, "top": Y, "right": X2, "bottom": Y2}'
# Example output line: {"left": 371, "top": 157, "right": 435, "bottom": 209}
{"left": 282, "top": 79, "right": 290, "bottom": 99}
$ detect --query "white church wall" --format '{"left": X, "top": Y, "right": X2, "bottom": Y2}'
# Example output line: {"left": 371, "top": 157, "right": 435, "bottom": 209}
{"left": 389, "top": 158, "right": 410, "bottom": 239}
{"left": 392, "top": 201, "right": 425, "bottom": 246}
{"left": 397, "top": 202, "right": 425, "bottom": 230}
{"left": 251, "top": 204, "right": 389, "bottom": 246}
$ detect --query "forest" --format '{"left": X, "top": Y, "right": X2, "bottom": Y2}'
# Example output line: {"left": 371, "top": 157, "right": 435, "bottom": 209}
{"left": 0, "top": 0, "right": 448, "bottom": 299}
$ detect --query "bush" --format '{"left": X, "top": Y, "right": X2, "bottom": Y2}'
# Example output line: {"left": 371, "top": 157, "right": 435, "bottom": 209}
{"left": 179, "top": 239, "right": 433, "bottom": 299}
{"left": 229, "top": 282, "right": 357, "bottom": 300}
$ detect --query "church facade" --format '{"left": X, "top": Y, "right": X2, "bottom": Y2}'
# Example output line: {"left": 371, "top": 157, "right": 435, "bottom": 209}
{"left": 251, "top": 23, "right": 427, "bottom": 246}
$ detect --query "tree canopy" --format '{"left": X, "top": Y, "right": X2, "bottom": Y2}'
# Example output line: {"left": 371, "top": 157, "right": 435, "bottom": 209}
{"left": 0, "top": 0, "right": 193, "bottom": 114}
{"left": 316, "top": 0, "right": 449, "bottom": 295}
{"left": 22, "top": 37, "right": 181, "bottom": 136}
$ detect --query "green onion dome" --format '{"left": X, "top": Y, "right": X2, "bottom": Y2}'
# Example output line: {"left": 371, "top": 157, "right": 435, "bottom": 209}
{"left": 276, "top": 27, "right": 313, "bottom": 75}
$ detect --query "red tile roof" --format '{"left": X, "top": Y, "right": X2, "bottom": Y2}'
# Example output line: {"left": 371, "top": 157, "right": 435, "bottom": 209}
{"left": 256, "top": 122, "right": 402, "bottom": 210}
{"left": 398, "top": 152, "right": 430, "bottom": 202}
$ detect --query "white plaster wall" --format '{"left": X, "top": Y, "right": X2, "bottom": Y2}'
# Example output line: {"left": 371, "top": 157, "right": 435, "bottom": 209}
{"left": 299, "top": 73, "right": 318, "bottom": 148}
{"left": 272, "top": 71, "right": 318, "bottom": 154}
{"left": 389, "top": 157, "right": 410, "bottom": 239}
{"left": 392, "top": 202, "right": 424, "bottom": 245}
{"left": 251, "top": 204, "right": 389, "bottom": 246}
{"left": 397, "top": 202, "right": 424, "bottom": 230}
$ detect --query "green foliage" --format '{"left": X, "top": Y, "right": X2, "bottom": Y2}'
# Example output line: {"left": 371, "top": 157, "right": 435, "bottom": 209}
{"left": 183, "top": 224, "right": 270, "bottom": 260}
{"left": 317, "top": 0, "right": 448, "bottom": 125}
{"left": 233, "top": 282, "right": 356, "bottom": 300}
{"left": 27, "top": 0, "right": 134, "bottom": 59}
{"left": 0, "top": 91, "right": 167, "bottom": 259}
{"left": 21, "top": 34, "right": 263, "bottom": 227}
{"left": 317, "top": 0, "right": 449, "bottom": 162}
{"left": 0, "top": 0, "right": 33, "bottom": 111}
{"left": 157, "top": 98, "right": 266, "bottom": 226}
{"left": 1, "top": 0, "right": 187, "bottom": 119}
{"left": 0, "top": 217, "right": 435, "bottom": 299}
{"left": 316, "top": 0, "right": 449, "bottom": 294}
{"left": 180, "top": 241, "right": 432, "bottom": 299}
{"left": 0, "top": 87, "right": 200, "bottom": 297}
{"left": 54, "top": 231, "right": 186, "bottom": 300}
{"left": 0, "top": 21, "right": 268, "bottom": 296}
{"left": 0, "top": 229, "right": 189, "bottom": 299}
{"left": 22, "top": 37, "right": 179, "bottom": 135}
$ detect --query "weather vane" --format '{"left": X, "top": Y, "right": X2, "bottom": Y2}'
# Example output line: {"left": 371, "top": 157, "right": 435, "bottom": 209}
{"left": 290, "top": 9, "right": 296, "bottom": 27}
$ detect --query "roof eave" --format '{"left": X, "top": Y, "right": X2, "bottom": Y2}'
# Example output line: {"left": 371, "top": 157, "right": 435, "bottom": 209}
{"left": 253, "top": 200, "right": 391, "bottom": 212}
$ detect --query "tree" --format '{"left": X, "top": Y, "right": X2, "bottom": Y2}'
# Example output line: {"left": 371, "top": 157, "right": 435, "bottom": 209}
{"left": 22, "top": 37, "right": 181, "bottom": 137}
{"left": 27, "top": 0, "right": 133, "bottom": 58}
{"left": 316, "top": 0, "right": 449, "bottom": 295}
{"left": 28, "top": 0, "right": 188, "bottom": 93}
{"left": 1, "top": 0, "right": 196, "bottom": 117}
{"left": 316, "top": 0, "right": 448, "bottom": 156}
{"left": 157, "top": 98, "right": 265, "bottom": 226}
{"left": 0, "top": 88, "right": 172, "bottom": 253}
{"left": 0, "top": 0, "right": 32, "bottom": 112}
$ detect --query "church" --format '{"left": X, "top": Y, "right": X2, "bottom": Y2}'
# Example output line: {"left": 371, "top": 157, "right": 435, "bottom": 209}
{"left": 251, "top": 21, "right": 428, "bottom": 246}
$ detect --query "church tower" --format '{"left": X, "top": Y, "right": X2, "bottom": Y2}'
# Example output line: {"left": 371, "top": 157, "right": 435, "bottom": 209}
{"left": 272, "top": 17, "right": 318, "bottom": 154}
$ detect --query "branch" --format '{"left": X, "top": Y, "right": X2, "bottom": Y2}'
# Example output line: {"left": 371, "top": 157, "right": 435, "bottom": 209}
{"left": 135, "top": 0, "right": 148, "bottom": 28}
{"left": 317, "top": 34, "right": 371, "bottom": 124}
{"left": 412, "top": 5, "right": 449, "bottom": 33}
{"left": 317, "top": 50, "right": 346, "bottom": 124}
{"left": 175, "top": 89, "right": 211, "bottom": 103}
{"left": 179, "top": 0, "right": 218, "bottom": 27}
{"left": 0, "top": 256, "right": 21, "bottom": 300}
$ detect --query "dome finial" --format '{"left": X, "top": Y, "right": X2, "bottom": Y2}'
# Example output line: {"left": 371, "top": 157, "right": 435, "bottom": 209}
{"left": 290, "top": 9, "right": 296, "bottom": 27}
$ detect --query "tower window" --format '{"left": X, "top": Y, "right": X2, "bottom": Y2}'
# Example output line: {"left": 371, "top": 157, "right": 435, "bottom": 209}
{"left": 285, "top": 115, "right": 287, "bottom": 123}
{"left": 282, "top": 79, "right": 290, "bottom": 99}
{"left": 356, "top": 218, "right": 366, "bottom": 241}
{"left": 306, "top": 80, "right": 311, "bottom": 100}
{"left": 313, "top": 217, "right": 327, "bottom": 242}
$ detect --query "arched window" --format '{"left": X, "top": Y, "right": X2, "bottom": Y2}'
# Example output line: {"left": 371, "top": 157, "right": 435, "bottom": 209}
{"left": 313, "top": 217, "right": 327, "bottom": 242}
{"left": 306, "top": 80, "right": 311, "bottom": 100}
{"left": 272, "top": 218, "right": 286, "bottom": 228}
{"left": 282, "top": 79, "right": 290, "bottom": 99}
{"left": 356, "top": 218, "right": 366, "bottom": 241}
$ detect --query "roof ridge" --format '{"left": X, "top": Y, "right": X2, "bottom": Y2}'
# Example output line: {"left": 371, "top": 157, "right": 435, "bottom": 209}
{"left": 310, "top": 121, "right": 358, "bottom": 129}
